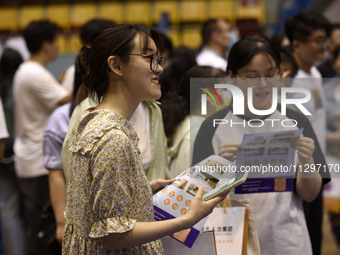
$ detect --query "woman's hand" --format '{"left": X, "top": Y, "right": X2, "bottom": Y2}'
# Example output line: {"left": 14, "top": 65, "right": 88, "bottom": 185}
{"left": 292, "top": 136, "right": 322, "bottom": 202}
{"left": 185, "top": 186, "right": 229, "bottom": 226}
{"left": 56, "top": 222, "right": 65, "bottom": 245}
{"left": 290, "top": 136, "right": 315, "bottom": 164}
{"left": 218, "top": 143, "right": 241, "bottom": 162}
{"left": 149, "top": 179, "right": 175, "bottom": 195}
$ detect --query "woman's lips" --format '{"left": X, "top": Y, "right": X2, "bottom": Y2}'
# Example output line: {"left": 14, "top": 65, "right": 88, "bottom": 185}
{"left": 255, "top": 90, "right": 270, "bottom": 98}
{"left": 151, "top": 78, "right": 160, "bottom": 86}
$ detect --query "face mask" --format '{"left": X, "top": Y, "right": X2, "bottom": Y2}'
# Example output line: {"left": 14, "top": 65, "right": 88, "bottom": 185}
{"left": 229, "top": 28, "right": 239, "bottom": 49}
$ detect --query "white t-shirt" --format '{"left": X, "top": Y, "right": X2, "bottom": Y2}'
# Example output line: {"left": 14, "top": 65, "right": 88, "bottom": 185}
{"left": 292, "top": 66, "right": 327, "bottom": 152}
{"left": 129, "top": 102, "right": 151, "bottom": 170}
{"left": 169, "top": 115, "right": 205, "bottom": 177}
{"left": 196, "top": 47, "right": 228, "bottom": 71}
{"left": 13, "top": 61, "right": 69, "bottom": 178}
{"left": 61, "top": 64, "right": 75, "bottom": 94}
{"left": 0, "top": 98, "right": 9, "bottom": 139}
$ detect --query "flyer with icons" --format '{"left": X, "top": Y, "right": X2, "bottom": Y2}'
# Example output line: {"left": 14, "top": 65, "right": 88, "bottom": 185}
{"left": 153, "top": 155, "right": 245, "bottom": 248}
{"left": 235, "top": 128, "right": 304, "bottom": 194}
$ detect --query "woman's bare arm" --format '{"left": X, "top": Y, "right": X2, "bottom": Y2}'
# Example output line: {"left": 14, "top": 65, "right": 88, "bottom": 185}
{"left": 100, "top": 186, "right": 227, "bottom": 250}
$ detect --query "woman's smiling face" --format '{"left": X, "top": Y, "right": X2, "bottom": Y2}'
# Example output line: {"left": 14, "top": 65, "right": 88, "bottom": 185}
{"left": 122, "top": 33, "right": 164, "bottom": 103}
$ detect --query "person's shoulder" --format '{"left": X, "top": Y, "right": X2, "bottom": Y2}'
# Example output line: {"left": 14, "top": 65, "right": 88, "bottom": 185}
{"left": 143, "top": 100, "right": 160, "bottom": 109}
{"left": 85, "top": 110, "right": 136, "bottom": 139}
{"left": 196, "top": 48, "right": 213, "bottom": 61}
{"left": 206, "top": 106, "right": 232, "bottom": 121}
{"left": 68, "top": 97, "right": 98, "bottom": 133}
{"left": 143, "top": 100, "right": 162, "bottom": 118}
{"left": 80, "top": 97, "right": 98, "bottom": 111}
{"left": 70, "top": 110, "right": 133, "bottom": 155}
{"left": 310, "top": 66, "right": 322, "bottom": 78}
{"left": 48, "top": 102, "right": 71, "bottom": 123}
{"left": 19, "top": 61, "right": 45, "bottom": 74}
{"left": 45, "top": 104, "right": 71, "bottom": 140}
{"left": 14, "top": 62, "right": 33, "bottom": 79}
{"left": 318, "top": 60, "right": 336, "bottom": 78}
{"left": 16, "top": 61, "right": 56, "bottom": 87}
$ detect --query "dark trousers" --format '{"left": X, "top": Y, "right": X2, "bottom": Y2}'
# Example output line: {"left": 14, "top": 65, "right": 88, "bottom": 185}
{"left": 18, "top": 175, "right": 50, "bottom": 255}
{"left": 303, "top": 190, "right": 323, "bottom": 255}
{"left": 0, "top": 162, "right": 25, "bottom": 255}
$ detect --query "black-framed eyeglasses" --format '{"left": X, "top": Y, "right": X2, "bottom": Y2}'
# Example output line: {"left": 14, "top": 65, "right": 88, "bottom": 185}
{"left": 306, "top": 37, "right": 329, "bottom": 47}
{"left": 128, "top": 53, "right": 166, "bottom": 71}
{"left": 235, "top": 70, "right": 281, "bottom": 87}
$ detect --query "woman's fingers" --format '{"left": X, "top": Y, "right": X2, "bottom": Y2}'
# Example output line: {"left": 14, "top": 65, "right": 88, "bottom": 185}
{"left": 219, "top": 144, "right": 241, "bottom": 153}
{"left": 218, "top": 144, "right": 241, "bottom": 162}
{"left": 194, "top": 186, "right": 205, "bottom": 201}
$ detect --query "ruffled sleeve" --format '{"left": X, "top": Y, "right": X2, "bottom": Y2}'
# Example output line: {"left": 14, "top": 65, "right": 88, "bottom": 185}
{"left": 70, "top": 115, "right": 118, "bottom": 155}
{"left": 89, "top": 216, "right": 136, "bottom": 238}
{"left": 70, "top": 110, "right": 139, "bottom": 156}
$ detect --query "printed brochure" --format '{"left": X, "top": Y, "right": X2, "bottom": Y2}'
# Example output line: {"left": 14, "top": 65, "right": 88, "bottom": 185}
{"left": 235, "top": 128, "right": 303, "bottom": 193}
{"left": 153, "top": 155, "right": 246, "bottom": 248}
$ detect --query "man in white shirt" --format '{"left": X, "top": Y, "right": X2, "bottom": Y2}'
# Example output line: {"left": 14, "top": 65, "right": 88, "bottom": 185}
{"left": 196, "top": 19, "right": 231, "bottom": 71}
{"left": 286, "top": 12, "right": 329, "bottom": 153}
{"left": 13, "top": 20, "right": 70, "bottom": 254}
{"left": 285, "top": 11, "right": 330, "bottom": 255}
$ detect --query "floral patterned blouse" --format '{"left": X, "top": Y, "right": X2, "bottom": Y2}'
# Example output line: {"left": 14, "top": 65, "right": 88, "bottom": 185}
{"left": 62, "top": 109, "right": 164, "bottom": 254}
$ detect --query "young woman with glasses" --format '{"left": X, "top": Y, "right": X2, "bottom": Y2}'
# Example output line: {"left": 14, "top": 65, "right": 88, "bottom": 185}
{"left": 193, "top": 34, "right": 329, "bottom": 255}
{"left": 62, "top": 24, "right": 227, "bottom": 254}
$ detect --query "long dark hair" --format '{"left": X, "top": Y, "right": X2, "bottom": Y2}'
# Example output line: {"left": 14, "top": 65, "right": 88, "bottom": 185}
{"left": 76, "top": 24, "right": 162, "bottom": 105}
{"left": 0, "top": 48, "right": 23, "bottom": 157}
{"left": 0, "top": 48, "right": 23, "bottom": 102}
{"left": 227, "top": 34, "right": 281, "bottom": 76}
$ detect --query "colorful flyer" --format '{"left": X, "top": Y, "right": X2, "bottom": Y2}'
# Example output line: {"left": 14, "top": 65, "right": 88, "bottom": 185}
{"left": 153, "top": 155, "right": 242, "bottom": 248}
{"left": 235, "top": 128, "right": 303, "bottom": 193}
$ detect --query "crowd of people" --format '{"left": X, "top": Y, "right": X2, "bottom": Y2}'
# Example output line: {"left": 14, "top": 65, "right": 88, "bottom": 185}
{"left": 0, "top": 9, "right": 339, "bottom": 255}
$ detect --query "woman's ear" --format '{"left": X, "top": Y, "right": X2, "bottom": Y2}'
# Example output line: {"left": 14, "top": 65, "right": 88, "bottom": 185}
{"left": 291, "top": 40, "right": 300, "bottom": 51}
{"left": 107, "top": 56, "right": 123, "bottom": 77}
{"left": 227, "top": 70, "right": 235, "bottom": 78}
{"left": 42, "top": 40, "right": 53, "bottom": 54}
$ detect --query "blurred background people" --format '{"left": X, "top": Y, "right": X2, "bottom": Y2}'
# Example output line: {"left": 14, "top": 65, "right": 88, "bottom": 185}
{"left": 0, "top": 99, "right": 7, "bottom": 161}
{"left": 42, "top": 18, "right": 115, "bottom": 252}
{"left": 285, "top": 11, "right": 331, "bottom": 255}
{"left": 318, "top": 24, "right": 340, "bottom": 131}
{"left": 161, "top": 65, "right": 225, "bottom": 177}
{"left": 13, "top": 20, "right": 71, "bottom": 255}
{"left": 270, "top": 31, "right": 290, "bottom": 52}
{"left": 0, "top": 48, "right": 24, "bottom": 255}
{"left": 196, "top": 19, "right": 231, "bottom": 71}
{"left": 158, "top": 46, "right": 197, "bottom": 104}
{"left": 59, "top": 18, "right": 115, "bottom": 94}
